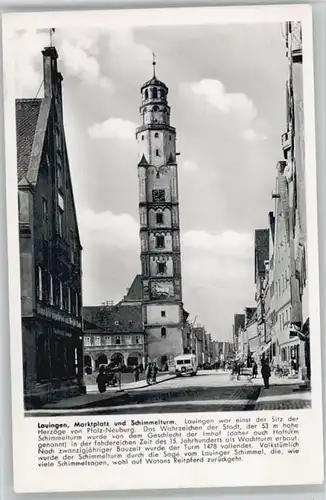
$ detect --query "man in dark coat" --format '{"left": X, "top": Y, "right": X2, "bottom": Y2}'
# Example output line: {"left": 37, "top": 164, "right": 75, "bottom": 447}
{"left": 261, "top": 359, "right": 271, "bottom": 389}
{"left": 252, "top": 361, "right": 258, "bottom": 378}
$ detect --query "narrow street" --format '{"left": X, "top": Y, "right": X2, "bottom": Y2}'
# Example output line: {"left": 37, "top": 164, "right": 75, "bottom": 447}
{"left": 28, "top": 370, "right": 311, "bottom": 416}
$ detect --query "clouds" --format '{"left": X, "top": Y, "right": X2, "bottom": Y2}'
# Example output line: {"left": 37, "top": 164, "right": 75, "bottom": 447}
{"left": 242, "top": 128, "right": 267, "bottom": 142}
{"left": 88, "top": 118, "right": 137, "bottom": 140}
{"left": 59, "top": 34, "right": 114, "bottom": 90}
{"left": 79, "top": 208, "right": 139, "bottom": 250}
{"left": 13, "top": 28, "right": 113, "bottom": 97}
{"left": 185, "top": 78, "right": 268, "bottom": 144}
{"left": 189, "top": 79, "right": 257, "bottom": 122}
{"left": 183, "top": 230, "right": 253, "bottom": 257}
{"left": 181, "top": 160, "right": 198, "bottom": 172}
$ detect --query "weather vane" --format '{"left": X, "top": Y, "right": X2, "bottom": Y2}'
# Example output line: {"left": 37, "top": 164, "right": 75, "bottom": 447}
{"left": 49, "top": 27, "right": 55, "bottom": 47}
{"left": 152, "top": 52, "right": 156, "bottom": 77}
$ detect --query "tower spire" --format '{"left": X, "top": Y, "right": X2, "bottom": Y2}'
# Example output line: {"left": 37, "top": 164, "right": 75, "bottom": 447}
{"left": 49, "top": 27, "right": 55, "bottom": 47}
{"left": 152, "top": 52, "right": 156, "bottom": 77}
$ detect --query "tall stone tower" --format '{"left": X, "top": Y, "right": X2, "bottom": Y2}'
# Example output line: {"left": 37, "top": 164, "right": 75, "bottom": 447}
{"left": 136, "top": 60, "right": 185, "bottom": 368}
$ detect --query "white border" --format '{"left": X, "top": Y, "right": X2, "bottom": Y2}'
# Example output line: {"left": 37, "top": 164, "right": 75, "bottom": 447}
{"left": 2, "top": 4, "right": 324, "bottom": 493}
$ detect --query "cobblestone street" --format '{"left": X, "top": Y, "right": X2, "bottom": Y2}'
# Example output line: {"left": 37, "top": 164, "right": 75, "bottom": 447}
{"left": 27, "top": 370, "right": 311, "bottom": 416}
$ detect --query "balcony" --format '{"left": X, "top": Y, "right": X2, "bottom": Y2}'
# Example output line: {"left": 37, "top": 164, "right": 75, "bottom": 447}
{"left": 281, "top": 132, "right": 291, "bottom": 152}
{"left": 85, "top": 342, "right": 145, "bottom": 352}
{"left": 36, "top": 302, "right": 82, "bottom": 329}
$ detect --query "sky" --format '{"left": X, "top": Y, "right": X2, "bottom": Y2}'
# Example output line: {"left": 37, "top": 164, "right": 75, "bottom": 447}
{"left": 13, "top": 22, "right": 288, "bottom": 341}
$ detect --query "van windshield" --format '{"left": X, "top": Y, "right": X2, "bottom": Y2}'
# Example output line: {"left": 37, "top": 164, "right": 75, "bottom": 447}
{"left": 176, "top": 359, "right": 191, "bottom": 365}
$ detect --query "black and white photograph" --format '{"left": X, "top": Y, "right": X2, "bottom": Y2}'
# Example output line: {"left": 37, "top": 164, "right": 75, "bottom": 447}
{"left": 3, "top": 5, "right": 324, "bottom": 493}
{"left": 7, "top": 11, "right": 315, "bottom": 417}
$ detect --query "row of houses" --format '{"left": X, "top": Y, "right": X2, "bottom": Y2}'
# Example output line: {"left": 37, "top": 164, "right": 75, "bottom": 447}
{"left": 233, "top": 22, "right": 310, "bottom": 382}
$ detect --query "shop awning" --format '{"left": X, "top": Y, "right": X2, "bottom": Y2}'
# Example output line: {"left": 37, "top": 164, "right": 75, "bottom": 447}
{"left": 298, "top": 318, "right": 310, "bottom": 341}
{"left": 289, "top": 319, "right": 310, "bottom": 341}
{"left": 255, "top": 341, "right": 272, "bottom": 356}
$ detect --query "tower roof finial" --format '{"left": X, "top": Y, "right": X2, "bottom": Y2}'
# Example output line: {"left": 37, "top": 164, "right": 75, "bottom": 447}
{"left": 49, "top": 27, "right": 55, "bottom": 47}
{"left": 152, "top": 52, "right": 156, "bottom": 77}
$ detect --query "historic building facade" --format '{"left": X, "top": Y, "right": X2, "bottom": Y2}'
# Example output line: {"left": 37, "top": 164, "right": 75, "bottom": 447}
{"left": 136, "top": 64, "right": 187, "bottom": 368}
{"left": 17, "top": 46, "right": 85, "bottom": 408}
{"left": 82, "top": 276, "right": 146, "bottom": 370}
{"left": 283, "top": 21, "right": 309, "bottom": 379}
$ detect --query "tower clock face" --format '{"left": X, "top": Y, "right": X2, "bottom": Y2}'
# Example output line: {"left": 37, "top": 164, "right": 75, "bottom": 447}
{"left": 152, "top": 189, "right": 165, "bottom": 202}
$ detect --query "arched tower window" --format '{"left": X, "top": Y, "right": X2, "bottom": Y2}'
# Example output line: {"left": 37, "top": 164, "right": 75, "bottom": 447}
{"left": 144, "top": 89, "right": 148, "bottom": 100}
{"left": 154, "top": 132, "right": 159, "bottom": 138}
{"left": 153, "top": 106, "right": 159, "bottom": 112}
{"left": 161, "top": 327, "right": 167, "bottom": 338}
{"left": 152, "top": 88, "right": 158, "bottom": 99}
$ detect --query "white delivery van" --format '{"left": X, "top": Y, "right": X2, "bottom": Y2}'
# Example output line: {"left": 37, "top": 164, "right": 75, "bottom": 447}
{"left": 174, "top": 354, "right": 198, "bottom": 376}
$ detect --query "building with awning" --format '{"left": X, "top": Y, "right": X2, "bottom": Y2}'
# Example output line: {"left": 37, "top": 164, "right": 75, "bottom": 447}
{"left": 254, "top": 341, "right": 272, "bottom": 359}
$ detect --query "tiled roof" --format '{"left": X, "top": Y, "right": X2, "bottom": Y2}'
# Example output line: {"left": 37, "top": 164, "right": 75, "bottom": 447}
{"left": 82, "top": 303, "right": 144, "bottom": 334}
{"left": 16, "top": 99, "right": 42, "bottom": 182}
{"left": 83, "top": 318, "right": 105, "bottom": 333}
{"left": 124, "top": 274, "right": 142, "bottom": 301}
{"left": 138, "top": 154, "right": 149, "bottom": 166}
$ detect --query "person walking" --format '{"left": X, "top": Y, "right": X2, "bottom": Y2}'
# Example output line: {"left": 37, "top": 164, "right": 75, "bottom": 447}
{"left": 146, "top": 363, "right": 153, "bottom": 385}
{"left": 152, "top": 362, "right": 158, "bottom": 384}
{"left": 237, "top": 362, "right": 241, "bottom": 381}
{"left": 261, "top": 359, "right": 271, "bottom": 389}
{"left": 134, "top": 365, "right": 140, "bottom": 382}
{"left": 96, "top": 365, "right": 107, "bottom": 393}
{"left": 252, "top": 361, "right": 258, "bottom": 379}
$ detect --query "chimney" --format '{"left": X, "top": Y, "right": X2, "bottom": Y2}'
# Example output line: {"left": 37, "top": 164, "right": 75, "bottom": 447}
{"left": 42, "top": 46, "right": 63, "bottom": 101}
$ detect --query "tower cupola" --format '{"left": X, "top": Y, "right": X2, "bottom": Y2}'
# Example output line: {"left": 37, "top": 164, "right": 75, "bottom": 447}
{"left": 139, "top": 55, "right": 171, "bottom": 127}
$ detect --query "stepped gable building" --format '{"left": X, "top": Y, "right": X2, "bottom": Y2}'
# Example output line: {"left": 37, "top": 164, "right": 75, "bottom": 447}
{"left": 16, "top": 45, "right": 85, "bottom": 408}
{"left": 136, "top": 60, "right": 188, "bottom": 368}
